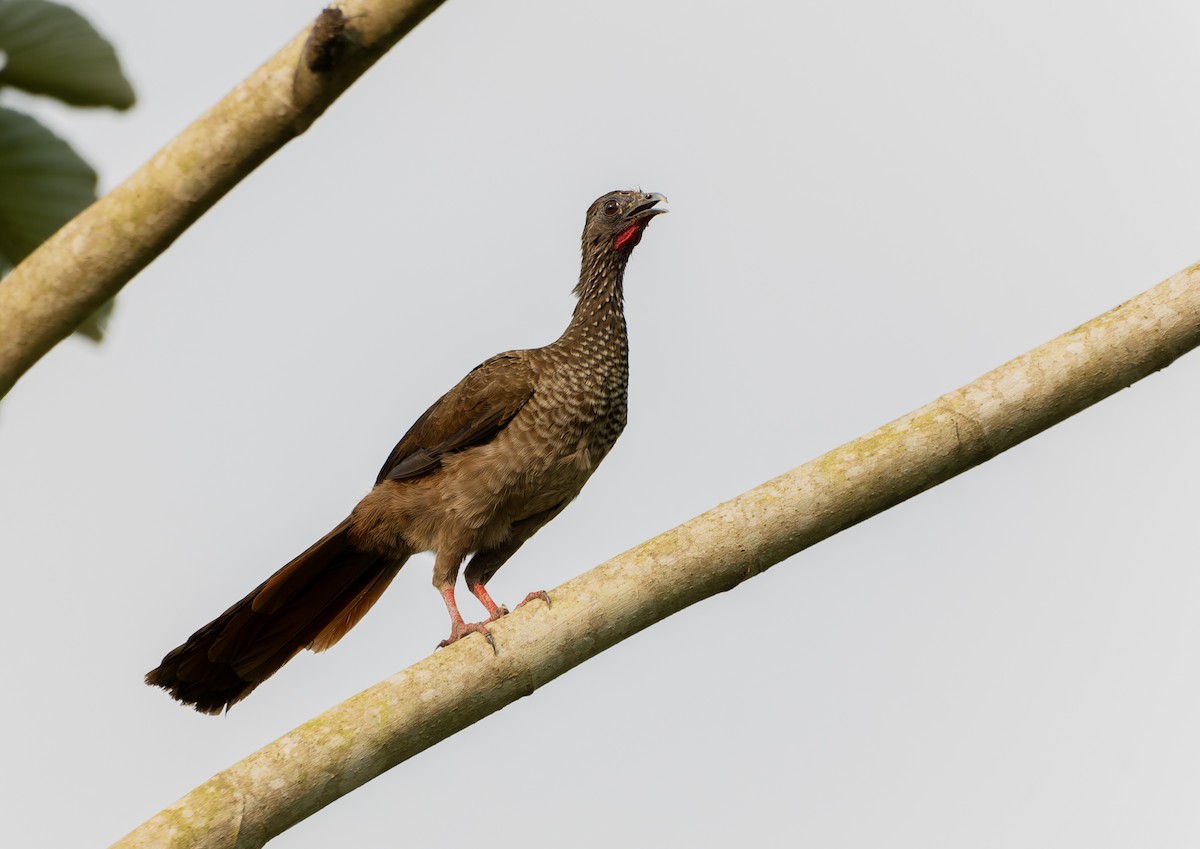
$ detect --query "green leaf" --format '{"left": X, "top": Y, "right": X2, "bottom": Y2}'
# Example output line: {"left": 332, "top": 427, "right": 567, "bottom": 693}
{"left": 0, "top": 0, "right": 135, "bottom": 109}
{"left": 0, "top": 105, "right": 95, "bottom": 263}
{"left": 0, "top": 105, "right": 112, "bottom": 341}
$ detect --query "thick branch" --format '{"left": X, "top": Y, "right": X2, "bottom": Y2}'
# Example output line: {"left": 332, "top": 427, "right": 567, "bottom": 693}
{"left": 110, "top": 264, "right": 1200, "bottom": 849}
{"left": 0, "top": 0, "right": 447, "bottom": 400}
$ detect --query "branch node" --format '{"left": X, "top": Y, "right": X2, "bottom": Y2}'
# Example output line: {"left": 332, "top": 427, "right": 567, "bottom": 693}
{"left": 291, "top": 6, "right": 363, "bottom": 120}
{"left": 304, "top": 7, "right": 352, "bottom": 73}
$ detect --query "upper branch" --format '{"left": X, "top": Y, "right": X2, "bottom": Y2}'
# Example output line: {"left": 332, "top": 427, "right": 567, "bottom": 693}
{"left": 0, "top": 0, "right": 448, "bottom": 400}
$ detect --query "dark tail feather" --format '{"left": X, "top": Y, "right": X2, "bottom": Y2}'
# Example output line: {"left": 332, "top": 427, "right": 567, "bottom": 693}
{"left": 145, "top": 520, "right": 408, "bottom": 715}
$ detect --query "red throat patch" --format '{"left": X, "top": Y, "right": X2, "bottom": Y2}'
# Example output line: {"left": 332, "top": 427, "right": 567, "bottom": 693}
{"left": 614, "top": 221, "right": 645, "bottom": 251}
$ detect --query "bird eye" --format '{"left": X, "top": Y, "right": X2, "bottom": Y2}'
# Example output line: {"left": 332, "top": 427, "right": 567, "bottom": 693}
{"left": 602, "top": 200, "right": 619, "bottom": 216}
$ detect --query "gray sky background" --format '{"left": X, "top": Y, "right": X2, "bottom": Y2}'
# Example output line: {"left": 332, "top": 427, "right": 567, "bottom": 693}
{"left": 4, "top": 1, "right": 1200, "bottom": 846}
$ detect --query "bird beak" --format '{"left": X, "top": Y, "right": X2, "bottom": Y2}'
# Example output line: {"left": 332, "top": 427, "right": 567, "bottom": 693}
{"left": 630, "top": 193, "right": 668, "bottom": 219}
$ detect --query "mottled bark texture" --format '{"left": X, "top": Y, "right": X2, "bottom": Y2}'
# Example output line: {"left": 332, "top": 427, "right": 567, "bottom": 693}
{"left": 110, "top": 263, "right": 1200, "bottom": 849}
{"left": 0, "top": 0, "right": 447, "bottom": 400}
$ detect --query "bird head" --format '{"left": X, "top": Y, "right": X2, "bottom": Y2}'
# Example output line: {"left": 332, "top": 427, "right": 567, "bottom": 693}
{"left": 583, "top": 190, "right": 668, "bottom": 254}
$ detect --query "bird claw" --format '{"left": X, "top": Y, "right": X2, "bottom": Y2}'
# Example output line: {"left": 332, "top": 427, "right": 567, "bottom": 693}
{"left": 438, "top": 620, "right": 498, "bottom": 655}
{"left": 438, "top": 592, "right": 546, "bottom": 655}
{"left": 516, "top": 590, "right": 550, "bottom": 610}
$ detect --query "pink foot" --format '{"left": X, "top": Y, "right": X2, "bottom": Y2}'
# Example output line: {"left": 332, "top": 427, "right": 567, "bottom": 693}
{"left": 516, "top": 590, "right": 550, "bottom": 610}
{"left": 438, "top": 620, "right": 497, "bottom": 654}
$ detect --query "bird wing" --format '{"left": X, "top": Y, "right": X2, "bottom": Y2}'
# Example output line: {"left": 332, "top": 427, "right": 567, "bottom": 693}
{"left": 376, "top": 352, "right": 536, "bottom": 483}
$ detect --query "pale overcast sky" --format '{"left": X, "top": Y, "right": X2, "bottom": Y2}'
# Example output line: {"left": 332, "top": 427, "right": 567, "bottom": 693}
{"left": 4, "top": 1, "right": 1200, "bottom": 847}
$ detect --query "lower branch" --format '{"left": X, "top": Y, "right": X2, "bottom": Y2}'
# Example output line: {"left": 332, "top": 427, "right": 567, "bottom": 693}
{"left": 110, "top": 262, "right": 1200, "bottom": 849}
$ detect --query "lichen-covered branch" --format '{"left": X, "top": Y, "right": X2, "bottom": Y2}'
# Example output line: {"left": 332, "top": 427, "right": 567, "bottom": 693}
{"left": 0, "top": 0, "right": 447, "bottom": 400}
{"left": 109, "top": 263, "right": 1200, "bottom": 849}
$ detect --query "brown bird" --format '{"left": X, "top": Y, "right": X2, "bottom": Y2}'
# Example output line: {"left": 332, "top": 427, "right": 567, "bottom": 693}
{"left": 146, "top": 189, "right": 667, "bottom": 714}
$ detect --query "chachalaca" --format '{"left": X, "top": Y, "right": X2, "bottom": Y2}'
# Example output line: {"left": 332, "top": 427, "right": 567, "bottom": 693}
{"left": 146, "top": 189, "right": 667, "bottom": 714}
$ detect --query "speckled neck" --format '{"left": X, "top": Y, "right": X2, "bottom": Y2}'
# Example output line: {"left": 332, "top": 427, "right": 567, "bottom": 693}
{"left": 559, "top": 245, "right": 629, "bottom": 349}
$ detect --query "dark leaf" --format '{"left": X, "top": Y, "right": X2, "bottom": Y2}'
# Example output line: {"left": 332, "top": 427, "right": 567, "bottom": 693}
{"left": 0, "top": 106, "right": 111, "bottom": 341}
{"left": 0, "top": 0, "right": 135, "bottom": 109}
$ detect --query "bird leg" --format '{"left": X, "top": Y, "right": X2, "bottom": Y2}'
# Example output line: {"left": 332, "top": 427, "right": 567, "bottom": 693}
{"left": 437, "top": 587, "right": 497, "bottom": 653}
{"left": 468, "top": 581, "right": 509, "bottom": 621}
{"left": 466, "top": 582, "right": 551, "bottom": 623}
{"left": 461, "top": 504, "right": 565, "bottom": 622}
{"left": 434, "top": 550, "right": 497, "bottom": 653}
{"left": 467, "top": 584, "right": 550, "bottom": 623}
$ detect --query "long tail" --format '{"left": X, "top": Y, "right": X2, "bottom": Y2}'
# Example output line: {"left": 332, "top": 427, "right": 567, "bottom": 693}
{"left": 145, "top": 520, "right": 408, "bottom": 714}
